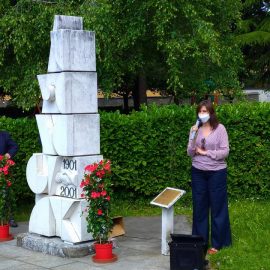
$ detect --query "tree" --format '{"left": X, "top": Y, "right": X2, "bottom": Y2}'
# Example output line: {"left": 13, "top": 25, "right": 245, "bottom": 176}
{"left": 0, "top": 0, "right": 80, "bottom": 110}
{"left": 236, "top": 0, "right": 270, "bottom": 88}
{"left": 82, "top": 0, "right": 244, "bottom": 107}
{"left": 0, "top": 0, "right": 244, "bottom": 111}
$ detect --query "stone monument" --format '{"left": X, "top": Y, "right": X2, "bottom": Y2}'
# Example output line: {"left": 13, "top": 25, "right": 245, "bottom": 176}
{"left": 17, "top": 15, "right": 103, "bottom": 257}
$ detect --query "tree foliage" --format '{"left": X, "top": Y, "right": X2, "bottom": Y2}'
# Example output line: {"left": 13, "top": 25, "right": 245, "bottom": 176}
{"left": 0, "top": 0, "right": 243, "bottom": 110}
{"left": 0, "top": 0, "right": 80, "bottom": 110}
{"left": 236, "top": 0, "right": 270, "bottom": 87}
{"left": 82, "top": 0, "right": 243, "bottom": 103}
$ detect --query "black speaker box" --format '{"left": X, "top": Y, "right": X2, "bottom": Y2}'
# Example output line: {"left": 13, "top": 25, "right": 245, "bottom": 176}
{"left": 169, "top": 234, "right": 207, "bottom": 270}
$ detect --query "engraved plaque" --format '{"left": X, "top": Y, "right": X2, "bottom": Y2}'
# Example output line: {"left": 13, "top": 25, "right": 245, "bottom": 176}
{"left": 150, "top": 187, "right": 185, "bottom": 208}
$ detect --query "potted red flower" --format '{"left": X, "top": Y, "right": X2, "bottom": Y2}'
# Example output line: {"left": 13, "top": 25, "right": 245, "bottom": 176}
{"left": 0, "top": 155, "right": 15, "bottom": 241}
{"left": 80, "top": 159, "right": 117, "bottom": 263}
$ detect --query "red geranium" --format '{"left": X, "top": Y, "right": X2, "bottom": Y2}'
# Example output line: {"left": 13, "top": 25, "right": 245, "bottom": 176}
{"left": 101, "top": 190, "right": 107, "bottom": 196}
{"left": 85, "top": 163, "right": 99, "bottom": 173}
{"left": 81, "top": 159, "right": 113, "bottom": 243}
{"left": 6, "top": 180, "right": 12, "bottom": 187}
{"left": 0, "top": 155, "right": 15, "bottom": 225}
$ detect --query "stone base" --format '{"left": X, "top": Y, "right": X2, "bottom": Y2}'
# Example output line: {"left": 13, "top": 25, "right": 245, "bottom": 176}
{"left": 16, "top": 233, "right": 95, "bottom": 258}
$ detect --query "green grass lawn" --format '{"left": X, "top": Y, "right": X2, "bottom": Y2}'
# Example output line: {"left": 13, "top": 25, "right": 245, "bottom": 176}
{"left": 15, "top": 198, "right": 270, "bottom": 269}
{"left": 210, "top": 199, "right": 270, "bottom": 270}
{"left": 112, "top": 197, "right": 270, "bottom": 270}
{"left": 111, "top": 196, "right": 193, "bottom": 217}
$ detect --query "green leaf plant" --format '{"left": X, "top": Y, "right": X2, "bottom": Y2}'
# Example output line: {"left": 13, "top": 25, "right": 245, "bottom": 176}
{"left": 80, "top": 159, "right": 114, "bottom": 244}
{"left": 0, "top": 155, "right": 15, "bottom": 226}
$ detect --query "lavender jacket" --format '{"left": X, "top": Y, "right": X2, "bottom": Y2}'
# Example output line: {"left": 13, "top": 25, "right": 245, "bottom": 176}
{"left": 187, "top": 124, "right": 229, "bottom": 171}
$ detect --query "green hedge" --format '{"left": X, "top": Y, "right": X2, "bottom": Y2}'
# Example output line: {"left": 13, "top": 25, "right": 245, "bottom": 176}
{"left": 101, "top": 102, "right": 270, "bottom": 199}
{"left": 0, "top": 117, "right": 41, "bottom": 201}
{"left": 218, "top": 103, "right": 270, "bottom": 198}
{"left": 1, "top": 102, "right": 269, "bottom": 202}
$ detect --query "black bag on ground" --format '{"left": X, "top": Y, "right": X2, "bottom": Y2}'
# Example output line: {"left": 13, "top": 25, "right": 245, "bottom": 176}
{"left": 169, "top": 234, "right": 207, "bottom": 270}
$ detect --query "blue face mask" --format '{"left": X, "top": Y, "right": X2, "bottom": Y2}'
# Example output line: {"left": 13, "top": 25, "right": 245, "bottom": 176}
{"left": 198, "top": 113, "right": 210, "bottom": 123}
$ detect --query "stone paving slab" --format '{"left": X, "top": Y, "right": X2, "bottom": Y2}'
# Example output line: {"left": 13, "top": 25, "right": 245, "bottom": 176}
{"left": 0, "top": 215, "right": 192, "bottom": 270}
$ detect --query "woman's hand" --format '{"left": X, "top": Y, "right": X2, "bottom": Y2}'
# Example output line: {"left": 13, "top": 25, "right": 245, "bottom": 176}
{"left": 191, "top": 125, "right": 198, "bottom": 132}
{"left": 5, "top": 153, "right": 11, "bottom": 159}
{"left": 195, "top": 147, "right": 207, "bottom": 156}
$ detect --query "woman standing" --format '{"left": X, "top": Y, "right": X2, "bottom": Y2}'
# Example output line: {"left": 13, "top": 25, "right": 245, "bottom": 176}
{"left": 187, "top": 100, "right": 232, "bottom": 254}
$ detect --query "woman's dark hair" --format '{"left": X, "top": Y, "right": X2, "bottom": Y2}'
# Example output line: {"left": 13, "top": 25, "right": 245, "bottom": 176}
{"left": 196, "top": 100, "right": 219, "bottom": 129}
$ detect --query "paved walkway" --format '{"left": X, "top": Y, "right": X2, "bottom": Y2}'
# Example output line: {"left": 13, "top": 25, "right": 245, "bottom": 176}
{"left": 0, "top": 216, "right": 191, "bottom": 270}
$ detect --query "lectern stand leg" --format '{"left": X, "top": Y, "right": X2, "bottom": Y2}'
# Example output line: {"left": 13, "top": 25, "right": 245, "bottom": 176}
{"left": 161, "top": 206, "right": 174, "bottom": 255}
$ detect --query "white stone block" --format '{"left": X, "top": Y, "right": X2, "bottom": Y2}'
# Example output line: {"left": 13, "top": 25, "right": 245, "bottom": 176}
{"left": 26, "top": 153, "right": 103, "bottom": 198}
{"left": 53, "top": 15, "right": 83, "bottom": 31}
{"left": 26, "top": 154, "right": 48, "bottom": 194}
{"left": 36, "top": 114, "right": 100, "bottom": 156}
{"left": 54, "top": 155, "right": 103, "bottom": 198}
{"left": 29, "top": 197, "right": 56, "bottom": 236}
{"left": 38, "top": 72, "right": 98, "bottom": 114}
{"left": 29, "top": 196, "right": 92, "bottom": 242}
{"left": 61, "top": 198, "right": 92, "bottom": 243}
{"left": 27, "top": 154, "right": 61, "bottom": 195}
{"left": 50, "top": 196, "right": 63, "bottom": 236}
{"left": 47, "top": 156, "right": 63, "bottom": 195}
{"left": 36, "top": 115, "right": 57, "bottom": 155}
{"left": 48, "top": 30, "right": 96, "bottom": 72}
{"left": 52, "top": 114, "right": 100, "bottom": 156}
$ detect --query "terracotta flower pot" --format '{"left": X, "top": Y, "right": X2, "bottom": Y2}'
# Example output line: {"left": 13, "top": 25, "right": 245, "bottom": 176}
{"left": 0, "top": 224, "right": 14, "bottom": 242}
{"left": 92, "top": 242, "right": 118, "bottom": 263}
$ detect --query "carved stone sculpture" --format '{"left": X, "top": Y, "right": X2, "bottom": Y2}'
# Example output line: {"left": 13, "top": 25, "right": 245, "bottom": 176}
{"left": 26, "top": 15, "right": 102, "bottom": 243}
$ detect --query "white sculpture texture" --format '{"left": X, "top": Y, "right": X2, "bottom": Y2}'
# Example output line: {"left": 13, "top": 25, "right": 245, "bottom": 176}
{"left": 26, "top": 15, "right": 102, "bottom": 243}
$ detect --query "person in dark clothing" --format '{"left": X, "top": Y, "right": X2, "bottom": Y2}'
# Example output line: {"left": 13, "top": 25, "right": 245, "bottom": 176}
{"left": 0, "top": 130, "right": 19, "bottom": 227}
{"left": 0, "top": 131, "right": 18, "bottom": 159}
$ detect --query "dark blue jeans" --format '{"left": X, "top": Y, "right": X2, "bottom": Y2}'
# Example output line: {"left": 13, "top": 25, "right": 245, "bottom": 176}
{"left": 191, "top": 166, "right": 232, "bottom": 249}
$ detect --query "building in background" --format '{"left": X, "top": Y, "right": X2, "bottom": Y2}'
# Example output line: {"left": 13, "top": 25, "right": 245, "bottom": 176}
{"left": 243, "top": 88, "right": 270, "bottom": 102}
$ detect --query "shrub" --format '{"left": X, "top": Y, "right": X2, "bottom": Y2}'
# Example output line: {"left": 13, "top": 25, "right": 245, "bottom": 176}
{"left": 1, "top": 102, "right": 269, "bottom": 202}
{"left": 0, "top": 117, "right": 41, "bottom": 202}
{"left": 100, "top": 102, "right": 270, "bottom": 199}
